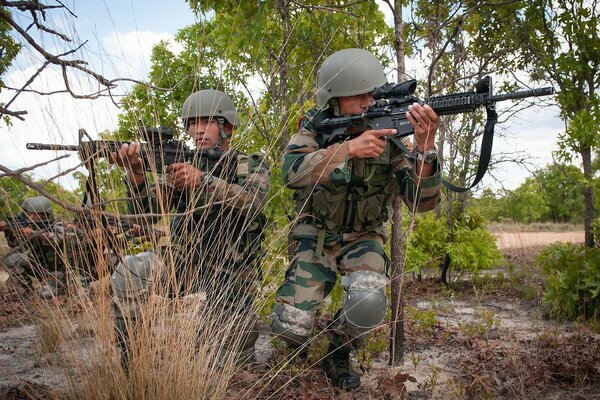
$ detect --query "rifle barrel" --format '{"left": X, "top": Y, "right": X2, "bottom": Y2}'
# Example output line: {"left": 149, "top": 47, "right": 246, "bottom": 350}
{"left": 490, "top": 87, "right": 555, "bottom": 102}
{"left": 26, "top": 143, "right": 79, "bottom": 151}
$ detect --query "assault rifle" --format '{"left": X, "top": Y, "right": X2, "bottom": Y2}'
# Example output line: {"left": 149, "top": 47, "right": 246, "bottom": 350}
{"left": 26, "top": 126, "right": 224, "bottom": 173}
{"left": 0, "top": 215, "right": 53, "bottom": 233}
{"left": 314, "top": 76, "right": 554, "bottom": 191}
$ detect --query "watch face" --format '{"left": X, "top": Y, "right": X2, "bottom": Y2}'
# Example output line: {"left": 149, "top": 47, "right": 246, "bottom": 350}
{"left": 423, "top": 150, "right": 437, "bottom": 163}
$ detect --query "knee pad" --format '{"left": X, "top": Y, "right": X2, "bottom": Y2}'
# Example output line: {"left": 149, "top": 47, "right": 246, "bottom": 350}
{"left": 271, "top": 303, "right": 314, "bottom": 346}
{"left": 340, "top": 270, "right": 388, "bottom": 338}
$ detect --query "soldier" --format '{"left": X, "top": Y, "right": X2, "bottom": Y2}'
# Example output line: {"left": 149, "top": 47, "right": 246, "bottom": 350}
{"left": 2, "top": 196, "right": 80, "bottom": 298}
{"left": 271, "top": 48, "right": 442, "bottom": 389}
{"left": 111, "top": 89, "right": 270, "bottom": 365}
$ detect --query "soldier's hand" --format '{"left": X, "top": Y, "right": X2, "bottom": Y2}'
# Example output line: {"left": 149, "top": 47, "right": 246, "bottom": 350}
{"left": 166, "top": 163, "right": 204, "bottom": 189}
{"left": 109, "top": 142, "right": 144, "bottom": 175}
{"left": 21, "top": 226, "right": 34, "bottom": 237}
{"left": 406, "top": 103, "right": 439, "bottom": 150}
{"left": 348, "top": 128, "right": 397, "bottom": 159}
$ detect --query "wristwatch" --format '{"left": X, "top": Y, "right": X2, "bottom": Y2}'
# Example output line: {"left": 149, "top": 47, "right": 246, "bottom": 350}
{"left": 200, "top": 173, "right": 213, "bottom": 186}
{"left": 415, "top": 146, "right": 438, "bottom": 164}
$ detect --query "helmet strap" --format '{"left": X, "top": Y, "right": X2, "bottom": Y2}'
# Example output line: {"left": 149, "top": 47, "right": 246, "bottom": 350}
{"left": 328, "top": 98, "right": 342, "bottom": 116}
{"left": 216, "top": 117, "right": 229, "bottom": 150}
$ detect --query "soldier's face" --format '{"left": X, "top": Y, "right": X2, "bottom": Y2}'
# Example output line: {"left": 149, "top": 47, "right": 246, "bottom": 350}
{"left": 337, "top": 91, "right": 374, "bottom": 115}
{"left": 27, "top": 212, "right": 49, "bottom": 222}
{"left": 187, "top": 117, "right": 220, "bottom": 150}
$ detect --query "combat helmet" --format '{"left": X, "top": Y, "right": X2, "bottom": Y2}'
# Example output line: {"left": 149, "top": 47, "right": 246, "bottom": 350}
{"left": 21, "top": 196, "right": 53, "bottom": 215}
{"left": 181, "top": 89, "right": 240, "bottom": 127}
{"left": 316, "top": 48, "right": 387, "bottom": 109}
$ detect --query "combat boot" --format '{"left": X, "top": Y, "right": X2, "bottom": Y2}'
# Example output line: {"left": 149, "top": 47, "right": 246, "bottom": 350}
{"left": 321, "top": 343, "right": 361, "bottom": 389}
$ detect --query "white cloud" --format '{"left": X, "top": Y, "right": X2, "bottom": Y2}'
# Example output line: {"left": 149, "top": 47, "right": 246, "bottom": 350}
{"left": 1, "top": 29, "right": 181, "bottom": 190}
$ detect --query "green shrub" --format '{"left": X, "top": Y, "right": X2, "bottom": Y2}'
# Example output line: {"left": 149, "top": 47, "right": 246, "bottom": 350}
{"left": 405, "top": 208, "right": 502, "bottom": 277}
{"left": 539, "top": 243, "right": 600, "bottom": 320}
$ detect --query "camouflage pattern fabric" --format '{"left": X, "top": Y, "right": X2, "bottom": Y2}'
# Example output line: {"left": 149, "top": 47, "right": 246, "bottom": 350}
{"left": 126, "top": 149, "right": 269, "bottom": 295}
{"left": 3, "top": 219, "right": 86, "bottom": 293}
{"left": 273, "top": 109, "right": 442, "bottom": 347}
{"left": 120, "top": 149, "right": 269, "bottom": 361}
{"left": 275, "top": 234, "right": 387, "bottom": 345}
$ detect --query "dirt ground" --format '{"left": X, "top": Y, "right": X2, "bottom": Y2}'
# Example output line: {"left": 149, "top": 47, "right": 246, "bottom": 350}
{"left": 0, "top": 231, "right": 598, "bottom": 399}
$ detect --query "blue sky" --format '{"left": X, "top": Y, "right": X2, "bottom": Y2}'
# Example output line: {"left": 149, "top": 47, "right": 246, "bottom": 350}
{"left": 0, "top": 1, "right": 565, "bottom": 193}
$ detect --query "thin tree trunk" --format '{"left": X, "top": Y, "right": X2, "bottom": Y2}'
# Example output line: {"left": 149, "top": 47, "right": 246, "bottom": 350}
{"left": 389, "top": 0, "right": 406, "bottom": 367}
{"left": 580, "top": 145, "right": 596, "bottom": 247}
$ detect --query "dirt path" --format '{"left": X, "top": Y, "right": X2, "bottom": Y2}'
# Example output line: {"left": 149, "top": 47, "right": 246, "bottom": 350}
{"left": 495, "top": 231, "right": 584, "bottom": 249}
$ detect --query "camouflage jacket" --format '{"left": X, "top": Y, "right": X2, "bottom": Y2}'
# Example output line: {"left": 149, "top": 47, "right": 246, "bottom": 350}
{"left": 282, "top": 109, "right": 442, "bottom": 243}
{"left": 5, "top": 218, "right": 83, "bottom": 272}
{"left": 127, "top": 149, "right": 270, "bottom": 266}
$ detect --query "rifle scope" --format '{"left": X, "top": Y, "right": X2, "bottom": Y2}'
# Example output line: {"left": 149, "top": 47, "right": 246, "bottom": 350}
{"left": 373, "top": 80, "right": 417, "bottom": 100}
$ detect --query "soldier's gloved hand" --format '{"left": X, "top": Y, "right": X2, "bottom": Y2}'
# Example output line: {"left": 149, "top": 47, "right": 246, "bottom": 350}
{"left": 109, "top": 142, "right": 144, "bottom": 176}
{"left": 166, "top": 163, "right": 204, "bottom": 189}
{"left": 348, "top": 128, "right": 397, "bottom": 159}
{"left": 406, "top": 103, "right": 439, "bottom": 150}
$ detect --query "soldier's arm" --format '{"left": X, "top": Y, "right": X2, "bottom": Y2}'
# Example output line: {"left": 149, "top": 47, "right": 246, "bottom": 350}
{"left": 201, "top": 152, "right": 270, "bottom": 217}
{"left": 281, "top": 127, "right": 351, "bottom": 189}
{"left": 392, "top": 137, "right": 442, "bottom": 212}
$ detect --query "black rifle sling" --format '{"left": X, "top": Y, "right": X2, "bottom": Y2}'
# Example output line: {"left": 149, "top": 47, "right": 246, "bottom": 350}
{"left": 441, "top": 105, "right": 498, "bottom": 193}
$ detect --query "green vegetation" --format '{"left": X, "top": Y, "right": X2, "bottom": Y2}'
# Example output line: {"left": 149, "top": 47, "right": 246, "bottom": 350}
{"left": 405, "top": 208, "right": 503, "bottom": 281}
{"left": 539, "top": 243, "right": 600, "bottom": 320}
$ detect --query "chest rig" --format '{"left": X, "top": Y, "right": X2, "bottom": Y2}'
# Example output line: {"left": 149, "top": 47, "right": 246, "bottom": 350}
{"left": 297, "top": 109, "right": 399, "bottom": 246}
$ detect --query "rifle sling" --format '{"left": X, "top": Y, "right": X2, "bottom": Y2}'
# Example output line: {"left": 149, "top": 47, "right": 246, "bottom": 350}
{"left": 388, "top": 105, "right": 498, "bottom": 193}
{"left": 441, "top": 105, "right": 498, "bottom": 193}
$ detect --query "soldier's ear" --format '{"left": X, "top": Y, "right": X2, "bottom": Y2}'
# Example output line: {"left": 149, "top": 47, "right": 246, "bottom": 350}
{"left": 224, "top": 123, "right": 234, "bottom": 136}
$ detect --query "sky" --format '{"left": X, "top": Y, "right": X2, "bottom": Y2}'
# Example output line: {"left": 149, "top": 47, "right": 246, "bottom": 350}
{"left": 0, "top": 0, "right": 566, "bottom": 194}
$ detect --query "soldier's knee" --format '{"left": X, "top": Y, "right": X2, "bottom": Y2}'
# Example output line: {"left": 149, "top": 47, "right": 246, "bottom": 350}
{"left": 340, "top": 270, "right": 388, "bottom": 338}
{"left": 271, "top": 302, "right": 314, "bottom": 346}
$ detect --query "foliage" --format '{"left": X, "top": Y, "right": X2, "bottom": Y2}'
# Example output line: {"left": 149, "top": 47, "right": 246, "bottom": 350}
{"left": 539, "top": 243, "right": 600, "bottom": 320}
{"left": 0, "top": 176, "right": 34, "bottom": 219}
{"left": 0, "top": 175, "right": 79, "bottom": 220}
{"left": 0, "top": 7, "right": 21, "bottom": 125}
{"left": 504, "top": 177, "right": 550, "bottom": 223}
{"left": 404, "top": 212, "right": 447, "bottom": 273}
{"left": 475, "top": 163, "right": 588, "bottom": 224}
{"left": 405, "top": 207, "right": 502, "bottom": 277}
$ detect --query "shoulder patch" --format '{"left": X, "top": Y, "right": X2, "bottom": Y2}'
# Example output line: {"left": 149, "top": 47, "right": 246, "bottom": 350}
{"left": 236, "top": 153, "right": 249, "bottom": 177}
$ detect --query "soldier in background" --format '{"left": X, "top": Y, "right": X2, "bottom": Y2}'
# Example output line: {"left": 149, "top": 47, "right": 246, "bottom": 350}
{"left": 1, "top": 196, "right": 81, "bottom": 298}
{"left": 271, "top": 48, "right": 442, "bottom": 389}
{"left": 110, "top": 89, "right": 270, "bottom": 365}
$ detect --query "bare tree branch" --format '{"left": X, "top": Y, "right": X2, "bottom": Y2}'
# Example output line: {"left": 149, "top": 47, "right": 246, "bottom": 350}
{"left": 0, "top": 105, "right": 27, "bottom": 120}
{"left": 0, "top": 154, "right": 70, "bottom": 178}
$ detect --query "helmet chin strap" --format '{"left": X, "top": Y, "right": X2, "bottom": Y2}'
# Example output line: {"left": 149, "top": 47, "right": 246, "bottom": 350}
{"left": 215, "top": 117, "right": 229, "bottom": 151}
{"left": 328, "top": 98, "right": 342, "bottom": 116}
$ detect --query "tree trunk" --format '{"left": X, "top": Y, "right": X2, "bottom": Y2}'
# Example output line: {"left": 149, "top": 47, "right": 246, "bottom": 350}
{"left": 389, "top": 0, "right": 406, "bottom": 367}
{"left": 580, "top": 144, "right": 596, "bottom": 247}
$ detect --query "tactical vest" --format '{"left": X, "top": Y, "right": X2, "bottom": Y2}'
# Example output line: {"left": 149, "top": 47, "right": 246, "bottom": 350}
{"left": 297, "top": 109, "right": 399, "bottom": 235}
{"left": 170, "top": 151, "right": 265, "bottom": 266}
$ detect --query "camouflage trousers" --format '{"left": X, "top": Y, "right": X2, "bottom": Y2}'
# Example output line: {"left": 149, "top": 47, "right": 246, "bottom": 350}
{"left": 274, "top": 232, "right": 388, "bottom": 347}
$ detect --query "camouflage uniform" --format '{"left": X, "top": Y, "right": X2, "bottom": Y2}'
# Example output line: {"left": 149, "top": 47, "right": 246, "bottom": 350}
{"left": 272, "top": 110, "right": 441, "bottom": 349}
{"left": 3, "top": 216, "right": 82, "bottom": 295}
{"left": 115, "top": 148, "right": 269, "bottom": 362}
